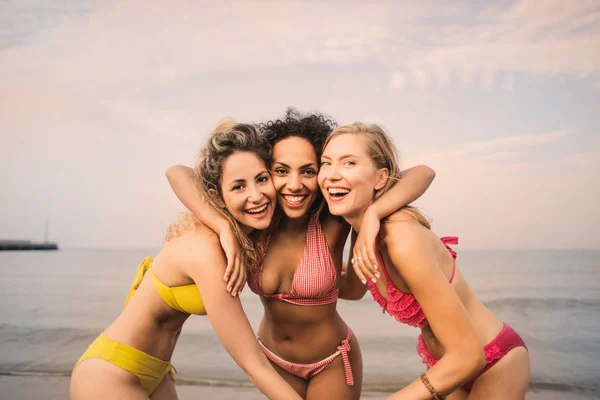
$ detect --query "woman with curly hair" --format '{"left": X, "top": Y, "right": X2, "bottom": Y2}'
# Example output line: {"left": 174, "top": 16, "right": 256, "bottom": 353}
{"left": 166, "top": 108, "right": 436, "bottom": 399}
{"left": 71, "top": 122, "right": 302, "bottom": 400}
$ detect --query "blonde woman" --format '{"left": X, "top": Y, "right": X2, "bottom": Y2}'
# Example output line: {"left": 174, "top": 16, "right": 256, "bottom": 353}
{"left": 318, "top": 123, "right": 530, "bottom": 400}
{"left": 70, "top": 122, "right": 302, "bottom": 400}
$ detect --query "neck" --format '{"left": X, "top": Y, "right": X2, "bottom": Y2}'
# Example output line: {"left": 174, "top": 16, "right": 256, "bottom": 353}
{"left": 281, "top": 212, "right": 311, "bottom": 233}
{"left": 343, "top": 204, "right": 373, "bottom": 233}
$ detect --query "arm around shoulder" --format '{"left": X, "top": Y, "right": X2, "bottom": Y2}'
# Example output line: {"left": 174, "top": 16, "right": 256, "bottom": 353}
{"left": 178, "top": 233, "right": 302, "bottom": 400}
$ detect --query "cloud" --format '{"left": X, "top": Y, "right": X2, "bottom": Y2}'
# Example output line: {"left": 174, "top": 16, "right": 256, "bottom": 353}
{"left": 390, "top": 71, "right": 407, "bottom": 90}
{"left": 424, "top": 131, "right": 571, "bottom": 159}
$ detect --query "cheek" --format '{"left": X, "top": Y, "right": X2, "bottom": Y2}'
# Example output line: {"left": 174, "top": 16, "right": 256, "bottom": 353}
{"left": 271, "top": 176, "right": 286, "bottom": 191}
{"left": 222, "top": 192, "right": 243, "bottom": 212}
{"left": 305, "top": 176, "right": 319, "bottom": 193}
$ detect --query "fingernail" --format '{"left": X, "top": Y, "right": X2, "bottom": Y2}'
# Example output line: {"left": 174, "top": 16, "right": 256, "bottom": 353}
{"left": 361, "top": 279, "right": 367, "bottom": 285}
{"left": 375, "top": 273, "right": 381, "bottom": 279}
{"left": 373, "top": 264, "right": 378, "bottom": 270}
{"left": 371, "top": 277, "right": 377, "bottom": 283}
{"left": 227, "top": 286, "right": 232, "bottom": 292}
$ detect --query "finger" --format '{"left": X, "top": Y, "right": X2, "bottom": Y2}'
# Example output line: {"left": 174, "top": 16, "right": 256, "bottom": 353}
{"left": 359, "top": 243, "right": 379, "bottom": 279}
{"left": 366, "top": 244, "right": 379, "bottom": 274}
{"left": 351, "top": 257, "right": 367, "bottom": 285}
{"left": 224, "top": 258, "right": 233, "bottom": 282}
{"left": 228, "top": 260, "right": 240, "bottom": 295}
{"left": 356, "top": 249, "right": 377, "bottom": 283}
{"left": 233, "top": 259, "right": 246, "bottom": 295}
{"left": 351, "top": 254, "right": 367, "bottom": 285}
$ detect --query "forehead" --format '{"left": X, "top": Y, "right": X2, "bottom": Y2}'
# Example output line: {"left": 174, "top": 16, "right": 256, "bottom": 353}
{"left": 273, "top": 137, "right": 317, "bottom": 164}
{"left": 323, "top": 134, "right": 370, "bottom": 157}
{"left": 222, "top": 151, "right": 266, "bottom": 183}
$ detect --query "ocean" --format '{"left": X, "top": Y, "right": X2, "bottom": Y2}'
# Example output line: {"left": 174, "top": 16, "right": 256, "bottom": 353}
{"left": 1, "top": 248, "right": 598, "bottom": 399}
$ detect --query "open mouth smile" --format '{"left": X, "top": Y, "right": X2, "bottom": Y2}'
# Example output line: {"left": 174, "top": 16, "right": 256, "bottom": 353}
{"left": 326, "top": 187, "right": 351, "bottom": 202}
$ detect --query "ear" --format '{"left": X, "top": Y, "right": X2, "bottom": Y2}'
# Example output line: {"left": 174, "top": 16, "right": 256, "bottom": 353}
{"left": 208, "top": 188, "right": 226, "bottom": 208}
{"left": 374, "top": 168, "right": 389, "bottom": 191}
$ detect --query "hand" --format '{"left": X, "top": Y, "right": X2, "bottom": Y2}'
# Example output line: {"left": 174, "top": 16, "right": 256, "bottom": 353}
{"left": 352, "top": 207, "right": 382, "bottom": 284}
{"left": 219, "top": 227, "right": 246, "bottom": 296}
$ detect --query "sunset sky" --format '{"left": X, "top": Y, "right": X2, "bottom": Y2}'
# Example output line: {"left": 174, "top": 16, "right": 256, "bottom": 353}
{"left": 1, "top": 0, "right": 598, "bottom": 249}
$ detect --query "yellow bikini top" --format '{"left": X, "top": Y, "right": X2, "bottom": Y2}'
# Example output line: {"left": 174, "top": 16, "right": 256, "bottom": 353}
{"left": 124, "top": 257, "right": 207, "bottom": 315}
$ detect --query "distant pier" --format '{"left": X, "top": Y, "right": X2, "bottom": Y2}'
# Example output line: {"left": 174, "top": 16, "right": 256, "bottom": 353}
{"left": 0, "top": 240, "right": 59, "bottom": 251}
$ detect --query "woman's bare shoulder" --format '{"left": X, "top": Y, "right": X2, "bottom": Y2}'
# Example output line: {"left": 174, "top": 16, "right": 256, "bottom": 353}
{"left": 161, "top": 225, "right": 224, "bottom": 266}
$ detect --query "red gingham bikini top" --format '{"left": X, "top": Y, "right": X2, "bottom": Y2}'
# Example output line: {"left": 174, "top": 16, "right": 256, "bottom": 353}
{"left": 367, "top": 236, "right": 458, "bottom": 328}
{"left": 247, "top": 214, "right": 339, "bottom": 306}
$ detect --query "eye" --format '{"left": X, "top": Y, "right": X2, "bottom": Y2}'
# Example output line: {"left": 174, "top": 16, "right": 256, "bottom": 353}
{"left": 232, "top": 184, "right": 244, "bottom": 191}
{"left": 303, "top": 169, "right": 317, "bottom": 176}
{"left": 321, "top": 161, "right": 331, "bottom": 166}
{"left": 257, "top": 175, "right": 270, "bottom": 184}
{"left": 344, "top": 160, "right": 356, "bottom": 166}
{"left": 274, "top": 168, "right": 287, "bottom": 175}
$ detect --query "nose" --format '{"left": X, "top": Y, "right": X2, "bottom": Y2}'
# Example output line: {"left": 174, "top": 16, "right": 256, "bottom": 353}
{"left": 324, "top": 164, "right": 341, "bottom": 181}
{"left": 247, "top": 184, "right": 264, "bottom": 203}
{"left": 286, "top": 172, "right": 302, "bottom": 192}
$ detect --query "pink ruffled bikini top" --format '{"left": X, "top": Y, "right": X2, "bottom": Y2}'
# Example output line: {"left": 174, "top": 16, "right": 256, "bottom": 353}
{"left": 367, "top": 236, "right": 458, "bottom": 328}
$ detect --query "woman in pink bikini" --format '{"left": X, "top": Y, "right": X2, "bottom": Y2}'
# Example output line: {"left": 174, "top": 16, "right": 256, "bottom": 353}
{"left": 166, "top": 108, "right": 436, "bottom": 399}
{"left": 318, "top": 122, "right": 530, "bottom": 400}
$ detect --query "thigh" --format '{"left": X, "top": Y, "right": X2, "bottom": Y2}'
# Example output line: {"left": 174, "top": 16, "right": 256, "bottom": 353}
{"left": 268, "top": 358, "right": 309, "bottom": 399}
{"left": 151, "top": 374, "right": 178, "bottom": 400}
{"left": 70, "top": 358, "right": 148, "bottom": 400}
{"left": 306, "top": 334, "right": 363, "bottom": 400}
{"left": 467, "top": 347, "right": 530, "bottom": 400}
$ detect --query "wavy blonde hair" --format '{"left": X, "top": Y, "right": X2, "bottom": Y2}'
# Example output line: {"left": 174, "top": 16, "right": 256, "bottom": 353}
{"left": 323, "top": 122, "right": 431, "bottom": 229}
{"left": 165, "top": 121, "right": 271, "bottom": 270}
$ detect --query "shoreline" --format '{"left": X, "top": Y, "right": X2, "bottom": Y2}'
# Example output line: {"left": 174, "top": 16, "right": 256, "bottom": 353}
{"left": 1, "top": 375, "right": 597, "bottom": 400}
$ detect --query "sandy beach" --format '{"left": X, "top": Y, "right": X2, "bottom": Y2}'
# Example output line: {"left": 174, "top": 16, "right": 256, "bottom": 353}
{"left": 1, "top": 375, "right": 596, "bottom": 400}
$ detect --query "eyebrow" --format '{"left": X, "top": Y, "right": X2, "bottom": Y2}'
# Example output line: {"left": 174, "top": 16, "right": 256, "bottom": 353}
{"left": 229, "top": 170, "right": 269, "bottom": 185}
{"left": 273, "top": 161, "right": 317, "bottom": 169}
{"left": 321, "top": 154, "right": 357, "bottom": 160}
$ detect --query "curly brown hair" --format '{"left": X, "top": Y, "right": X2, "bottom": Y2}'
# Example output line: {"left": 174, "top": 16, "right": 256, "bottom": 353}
{"left": 165, "top": 121, "right": 271, "bottom": 270}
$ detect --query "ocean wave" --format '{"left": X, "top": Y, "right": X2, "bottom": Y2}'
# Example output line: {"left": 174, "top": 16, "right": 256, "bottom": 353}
{"left": 1, "top": 370, "right": 598, "bottom": 393}
{"left": 483, "top": 296, "right": 600, "bottom": 310}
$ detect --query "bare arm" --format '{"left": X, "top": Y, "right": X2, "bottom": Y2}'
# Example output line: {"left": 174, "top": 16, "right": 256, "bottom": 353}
{"left": 177, "top": 234, "right": 302, "bottom": 400}
{"left": 338, "top": 230, "right": 368, "bottom": 300}
{"left": 352, "top": 165, "right": 436, "bottom": 284}
{"left": 166, "top": 165, "right": 244, "bottom": 295}
{"left": 385, "top": 224, "right": 484, "bottom": 400}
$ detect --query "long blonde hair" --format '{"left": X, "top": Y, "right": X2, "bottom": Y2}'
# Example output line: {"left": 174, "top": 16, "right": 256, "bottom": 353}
{"left": 323, "top": 122, "right": 431, "bottom": 228}
{"left": 165, "top": 121, "right": 271, "bottom": 270}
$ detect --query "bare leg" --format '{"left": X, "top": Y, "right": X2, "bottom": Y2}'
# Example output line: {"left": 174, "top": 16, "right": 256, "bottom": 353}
{"left": 151, "top": 374, "right": 178, "bottom": 400}
{"left": 70, "top": 358, "right": 148, "bottom": 400}
{"left": 305, "top": 334, "right": 363, "bottom": 400}
{"left": 467, "top": 347, "right": 530, "bottom": 400}
{"left": 268, "top": 359, "right": 309, "bottom": 399}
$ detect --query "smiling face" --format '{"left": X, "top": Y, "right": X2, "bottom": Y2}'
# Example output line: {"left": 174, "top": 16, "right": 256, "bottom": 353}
{"left": 220, "top": 151, "right": 276, "bottom": 231}
{"left": 271, "top": 136, "right": 320, "bottom": 220}
{"left": 318, "top": 133, "right": 388, "bottom": 221}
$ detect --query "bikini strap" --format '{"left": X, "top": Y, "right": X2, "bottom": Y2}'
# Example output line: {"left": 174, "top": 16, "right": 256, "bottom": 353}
{"left": 440, "top": 237, "right": 458, "bottom": 283}
{"left": 124, "top": 257, "right": 153, "bottom": 308}
{"left": 440, "top": 236, "right": 458, "bottom": 259}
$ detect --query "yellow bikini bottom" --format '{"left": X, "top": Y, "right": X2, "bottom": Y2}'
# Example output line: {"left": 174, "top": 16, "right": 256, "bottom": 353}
{"left": 74, "top": 333, "right": 175, "bottom": 395}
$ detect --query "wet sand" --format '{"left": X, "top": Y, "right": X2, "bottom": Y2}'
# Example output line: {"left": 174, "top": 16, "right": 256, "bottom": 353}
{"left": 1, "top": 375, "right": 596, "bottom": 399}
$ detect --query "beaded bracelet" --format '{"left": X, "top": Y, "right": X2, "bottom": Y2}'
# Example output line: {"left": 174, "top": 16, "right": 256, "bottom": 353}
{"left": 419, "top": 372, "right": 446, "bottom": 400}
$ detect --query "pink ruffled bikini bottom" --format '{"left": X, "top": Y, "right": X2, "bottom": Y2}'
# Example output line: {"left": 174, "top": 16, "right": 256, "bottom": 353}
{"left": 417, "top": 322, "right": 527, "bottom": 392}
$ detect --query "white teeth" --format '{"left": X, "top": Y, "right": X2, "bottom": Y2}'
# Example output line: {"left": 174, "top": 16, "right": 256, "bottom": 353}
{"left": 246, "top": 204, "right": 267, "bottom": 214}
{"left": 328, "top": 188, "right": 350, "bottom": 195}
{"left": 283, "top": 195, "right": 305, "bottom": 204}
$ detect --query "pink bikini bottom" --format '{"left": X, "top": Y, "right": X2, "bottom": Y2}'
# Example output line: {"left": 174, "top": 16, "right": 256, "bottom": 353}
{"left": 417, "top": 322, "right": 527, "bottom": 392}
{"left": 257, "top": 326, "right": 354, "bottom": 385}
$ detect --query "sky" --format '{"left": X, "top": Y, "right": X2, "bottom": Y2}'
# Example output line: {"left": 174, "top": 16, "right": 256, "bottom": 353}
{"left": 1, "top": 0, "right": 598, "bottom": 249}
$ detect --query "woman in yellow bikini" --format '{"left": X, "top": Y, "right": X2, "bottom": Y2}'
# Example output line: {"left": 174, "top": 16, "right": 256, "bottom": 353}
{"left": 70, "top": 122, "right": 302, "bottom": 400}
